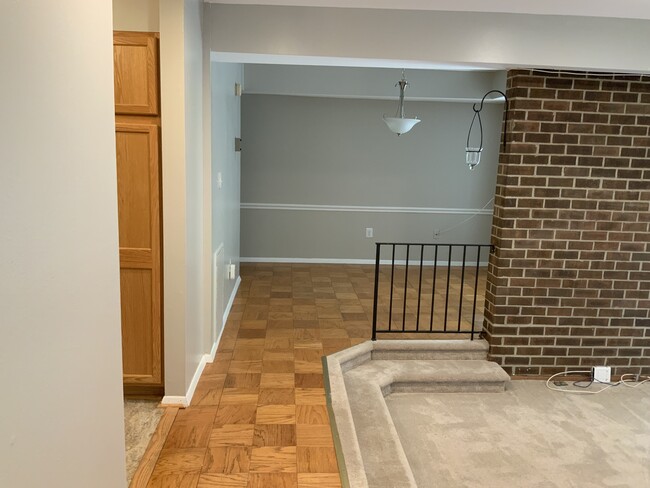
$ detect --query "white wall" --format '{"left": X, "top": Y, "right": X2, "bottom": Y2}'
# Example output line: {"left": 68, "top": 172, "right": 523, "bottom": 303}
{"left": 183, "top": 0, "right": 208, "bottom": 389}
{"left": 113, "top": 0, "right": 159, "bottom": 31}
{"left": 158, "top": 0, "right": 212, "bottom": 400}
{"left": 212, "top": 63, "right": 243, "bottom": 326}
{"left": 0, "top": 1, "right": 126, "bottom": 487}
{"left": 241, "top": 94, "right": 502, "bottom": 260}
{"left": 206, "top": 4, "right": 650, "bottom": 73}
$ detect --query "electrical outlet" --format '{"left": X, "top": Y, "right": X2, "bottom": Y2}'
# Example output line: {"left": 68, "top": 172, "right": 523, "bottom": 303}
{"left": 433, "top": 228, "right": 441, "bottom": 240}
{"left": 592, "top": 366, "right": 611, "bottom": 383}
{"left": 365, "top": 227, "right": 374, "bottom": 238}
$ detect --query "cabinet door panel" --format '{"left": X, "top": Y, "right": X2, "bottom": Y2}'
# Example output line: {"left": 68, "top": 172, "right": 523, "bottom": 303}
{"left": 116, "top": 122, "right": 162, "bottom": 387}
{"left": 114, "top": 32, "right": 159, "bottom": 115}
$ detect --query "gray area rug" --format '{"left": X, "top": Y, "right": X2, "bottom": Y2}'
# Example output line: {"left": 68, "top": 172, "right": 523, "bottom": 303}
{"left": 124, "top": 399, "right": 163, "bottom": 485}
{"left": 386, "top": 381, "right": 650, "bottom": 488}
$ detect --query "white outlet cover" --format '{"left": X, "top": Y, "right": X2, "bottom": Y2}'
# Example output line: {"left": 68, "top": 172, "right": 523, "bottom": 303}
{"left": 592, "top": 366, "right": 611, "bottom": 383}
{"left": 366, "top": 227, "right": 374, "bottom": 238}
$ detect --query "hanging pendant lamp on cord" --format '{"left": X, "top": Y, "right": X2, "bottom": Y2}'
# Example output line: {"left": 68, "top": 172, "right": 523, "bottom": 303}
{"left": 383, "top": 69, "right": 420, "bottom": 136}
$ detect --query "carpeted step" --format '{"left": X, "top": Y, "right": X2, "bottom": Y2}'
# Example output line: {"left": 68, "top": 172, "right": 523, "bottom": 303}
{"left": 371, "top": 339, "right": 489, "bottom": 361}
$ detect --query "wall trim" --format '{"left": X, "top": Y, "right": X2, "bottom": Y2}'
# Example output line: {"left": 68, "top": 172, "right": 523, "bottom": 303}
{"left": 223, "top": 275, "right": 242, "bottom": 327}
{"left": 161, "top": 275, "right": 242, "bottom": 407}
{"left": 241, "top": 257, "right": 488, "bottom": 266}
{"left": 161, "top": 353, "right": 208, "bottom": 408}
{"left": 241, "top": 202, "right": 493, "bottom": 215}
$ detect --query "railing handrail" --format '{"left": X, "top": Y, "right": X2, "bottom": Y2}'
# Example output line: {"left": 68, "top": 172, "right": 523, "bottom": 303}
{"left": 371, "top": 242, "right": 493, "bottom": 341}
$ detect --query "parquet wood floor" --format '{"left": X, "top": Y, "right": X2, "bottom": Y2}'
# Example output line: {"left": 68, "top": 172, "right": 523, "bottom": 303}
{"left": 142, "top": 263, "right": 487, "bottom": 488}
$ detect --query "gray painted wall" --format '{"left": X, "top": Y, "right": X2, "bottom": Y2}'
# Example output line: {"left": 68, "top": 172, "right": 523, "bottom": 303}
{"left": 243, "top": 65, "right": 506, "bottom": 100}
{"left": 212, "top": 63, "right": 242, "bottom": 327}
{"left": 241, "top": 94, "right": 502, "bottom": 261}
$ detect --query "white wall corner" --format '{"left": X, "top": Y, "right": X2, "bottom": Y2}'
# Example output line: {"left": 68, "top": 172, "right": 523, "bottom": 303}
{"left": 161, "top": 351, "right": 211, "bottom": 408}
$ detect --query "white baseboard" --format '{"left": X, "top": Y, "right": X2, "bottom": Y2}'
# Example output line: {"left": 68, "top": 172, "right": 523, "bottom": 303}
{"left": 159, "top": 396, "right": 189, "bottom": 408}
{"left": 160, "top": 275, "right": 242, "bottom": 408}
{"left": 161, "top": 352, "right": 210, "bottom": 408}
{"left": 241, "top": 257, "right": 488, "bottom": 267}
{"left": 208, "top": 275, "right": 240, "bottom": 362}
{"left": 223, "top": 275, "right": 241, "bottom": 327}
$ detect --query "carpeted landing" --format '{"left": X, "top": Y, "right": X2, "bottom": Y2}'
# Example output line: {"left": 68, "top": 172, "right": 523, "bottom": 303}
{"left": 387, "top": 381, "right": 650, "bottom": 488}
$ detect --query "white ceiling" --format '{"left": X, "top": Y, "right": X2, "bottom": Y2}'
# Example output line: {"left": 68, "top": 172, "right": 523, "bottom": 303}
{"left": 205, "top": 0, "right": 650, "bottom": 20}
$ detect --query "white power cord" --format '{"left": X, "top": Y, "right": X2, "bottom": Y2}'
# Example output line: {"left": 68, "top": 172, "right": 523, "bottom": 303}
{"left": 546, "top": 370, "right": 650, "bottom": 395}
{"left": 438, "top": 197, "right": 495, "bottom": 236}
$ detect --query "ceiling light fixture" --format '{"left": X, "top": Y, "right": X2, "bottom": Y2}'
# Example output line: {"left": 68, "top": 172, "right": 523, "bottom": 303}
{"left": 465, "top": 89, "right": 509, "bottom": 170}
{"left": 383, "top": 70, "right": 420, "bottom": 136}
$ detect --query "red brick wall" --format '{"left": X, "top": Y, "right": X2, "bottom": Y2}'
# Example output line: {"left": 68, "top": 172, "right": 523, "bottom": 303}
{"left": 484, "top": 70, "right": 650, "bottom": 376}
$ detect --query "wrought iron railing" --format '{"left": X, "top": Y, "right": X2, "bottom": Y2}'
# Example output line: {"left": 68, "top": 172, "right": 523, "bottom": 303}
{"left": 371, "top": 243, "right": 494, "bottom": 341}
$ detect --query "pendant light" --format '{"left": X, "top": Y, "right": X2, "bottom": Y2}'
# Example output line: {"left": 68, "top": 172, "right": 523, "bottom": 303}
{"left": 465, "top": 89, "right": 509, "bottom": 170}
{"left": 383, "top": 70, "right": 420, "bottom": 136}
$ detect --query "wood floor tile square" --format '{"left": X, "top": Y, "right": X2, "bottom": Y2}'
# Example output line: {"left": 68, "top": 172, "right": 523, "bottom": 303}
{"left": 294, "top": 388, "right": 326, "bottom": 405}
{"left": 151, "top": 449, "right": 207, "bottom": 476}
{"left": 249, "top": 446, "right": 297, "bottom": 473}
{"left": 196, "top": 374, "right": 227, "bottom": 390}
{"left": 296, "top": 425, "right": 334, "bottom": 446}
{"left": 294, "top": 319, "right": 319, "bottom": 328}
{"left": 231, "top": 348, "right": 265, "bottom": 361}
{"left": 262, "top": 349, "right": 294, "bottom": 361}
{"left": 268, "top": 312, "right": 293, "bottom": 321}
{"left": 197, "top": 473, "right": 248, "bottom": 488}
{"left": 297, "top": 473, "right": 341, "bottom": 488}
{"left": 294, "top": 374, "right": 324, "bottom": 388}
{"left": 265, "top": 337, "right": 295, "bottom": 349}
{"left": 294, "top": 360, "right": 323, "bottom": 374}
{"left": 227, "top": 360, "right": 263, "bottom": 374}
{"left": 267, "top": 319, "right": 294, "bottom": 329}
{"left": 247, "top": 473, "right": 297, "bottom": 488}
{"left": 319, "top": 328, "right": 350, "bottom": 339}
{"left": 214, "top": 405, "right": 257, "bottom": 425}
{"left": 191, "top": 388, "right": 223, "bottom": 407}
{"left": 265, "top": 328, "right": 294, "bottom": 338}
{"left": 256, "top": 405, "right": 296, "bottom": 424}
{"left": 224, "top": 373, "right": 261, "bottom": 389}
{"left": 262, "top": 360, "right": 295, "bottom": 373}
{"left": 236, "top": 338, "right": 266, "bottom": 348}
{"left": 253, "top": 424, "right": 297, "bottom": 447}
{"left": 164, "top": 408, "right": 218, "bottom": 449}
{"left": 260, "top": 373, "right": 295, "bottom": 388}
{"left": 203, "top": 447, "right": 250, "bottom": 474}
{"left": 296, "top": 447, "right": 338, "bottom": 473}
{"left": 209, "top": 424, "right": 254, "bottom": 447}
{"left": 239, "top": 319, "right": 268, "bottom": 329}
{"left": 238, "top": 329, "right": 267, "bottom": 339}
{"left": 147, "top": 472, "right": 201, "bottom": 488}
{"left": 219, "top": 388, "right": 259, "bottom": 405}
{"left": 258, "top": 388, "right": 295, "bottom": 406}
{"left": 296, "top": 405, "right": 329, "bottom": 425}
{"left": 203, "top": 361, "right": 230, "bottom": 374}
{"left": 294, "top": 349, "right": 323, "bottom": 363}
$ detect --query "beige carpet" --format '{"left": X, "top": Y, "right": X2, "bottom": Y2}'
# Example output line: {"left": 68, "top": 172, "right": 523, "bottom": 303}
{"left": 386, "top": 381, "right": 650, "bottom": 488}
{"left": 124, "top": 399, "right": 163, "bottom": 485}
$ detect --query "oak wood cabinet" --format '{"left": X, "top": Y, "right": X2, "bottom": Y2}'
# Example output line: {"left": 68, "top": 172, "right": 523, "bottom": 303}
{"left": 113, "top": 32, "right": 159, "bottom": 115}
{"left": 114, "top": 32, "right": 163, "bottom": 394}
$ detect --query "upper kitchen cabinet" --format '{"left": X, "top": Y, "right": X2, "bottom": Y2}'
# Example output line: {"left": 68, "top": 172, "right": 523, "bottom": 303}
{"left": 113, "top": 32, "right": 159, "bottom": 115}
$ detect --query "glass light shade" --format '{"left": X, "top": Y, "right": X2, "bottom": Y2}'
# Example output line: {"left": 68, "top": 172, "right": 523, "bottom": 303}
{"left": 383, "top": 116, "right": 420, "bottom": 136}
{"left": 465, "top": 147, "right": 482, "bottom": 170}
